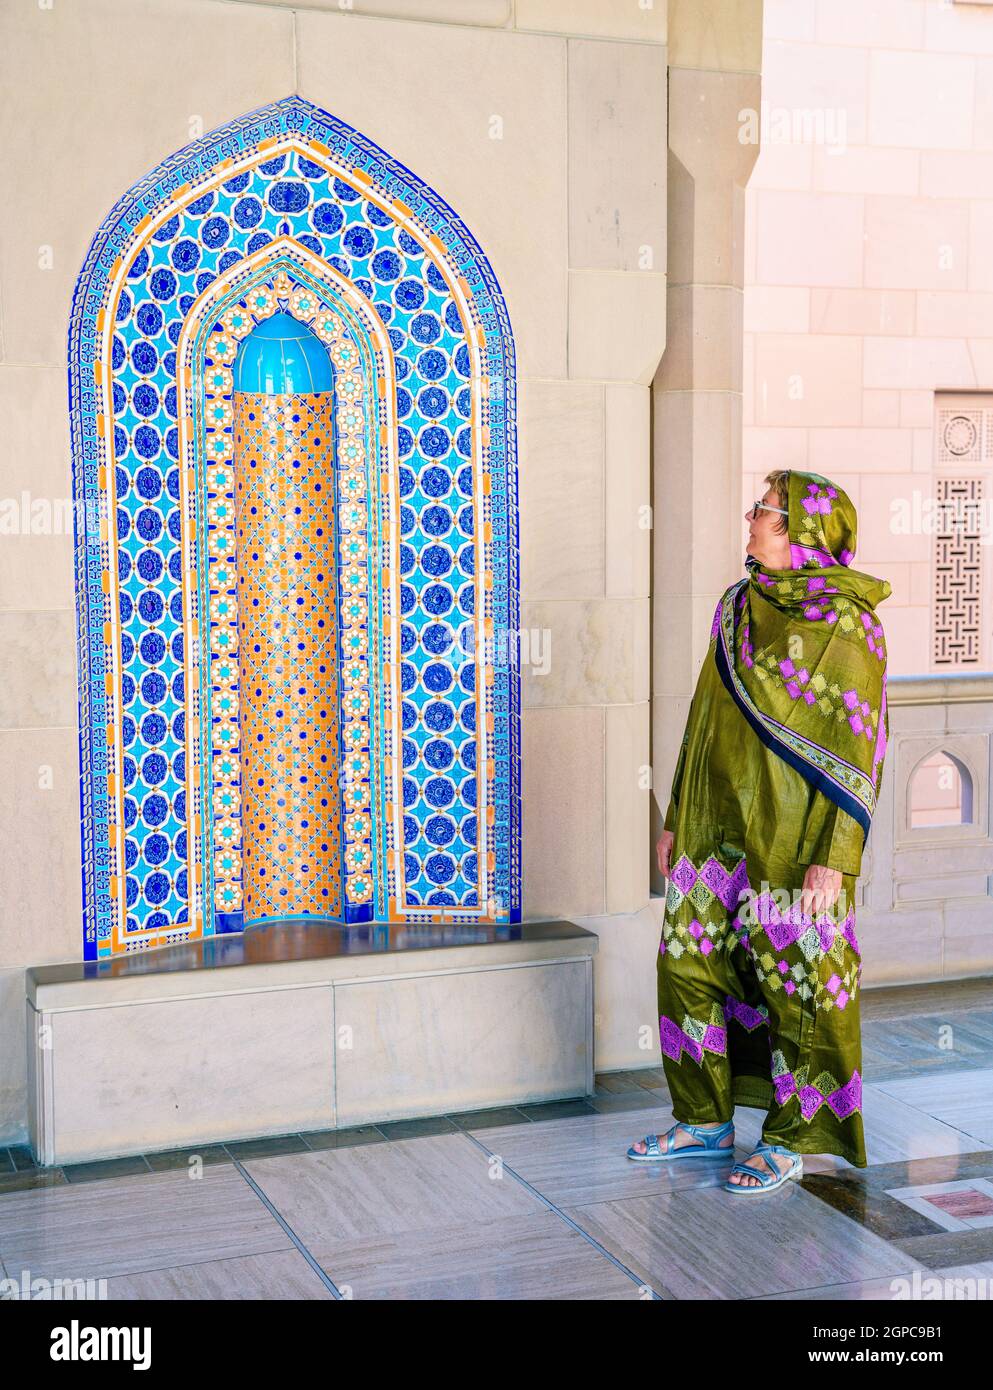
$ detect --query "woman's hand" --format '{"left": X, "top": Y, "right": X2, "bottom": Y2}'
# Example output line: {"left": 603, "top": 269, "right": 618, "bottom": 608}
{"left": 656, "top": 830, "right": 675, "bottom": 879}
{"left": 800, "top": 863, "right": 842, "bottom": 917}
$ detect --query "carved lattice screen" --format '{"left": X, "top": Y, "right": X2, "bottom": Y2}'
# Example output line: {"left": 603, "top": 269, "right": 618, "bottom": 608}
{"left": 933, "top": 397, "right": 992, "bottom": 669}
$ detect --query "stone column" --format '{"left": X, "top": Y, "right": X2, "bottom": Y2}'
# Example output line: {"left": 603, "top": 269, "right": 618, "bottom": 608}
{"left": 651, "top": 0, "right": 764, "bottom": 880}
{"left": 520, "top": 12, "right": 668, "bottom": 922}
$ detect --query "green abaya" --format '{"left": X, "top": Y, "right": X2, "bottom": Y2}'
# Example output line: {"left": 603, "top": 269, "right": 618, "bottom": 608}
{"left": 656, "top": 472, "right": 891, "bottom": 1168}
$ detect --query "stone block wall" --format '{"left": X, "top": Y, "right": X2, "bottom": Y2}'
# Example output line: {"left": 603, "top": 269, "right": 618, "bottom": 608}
{"left": 0, "top": 0, "right": 674, "bottom": 1138}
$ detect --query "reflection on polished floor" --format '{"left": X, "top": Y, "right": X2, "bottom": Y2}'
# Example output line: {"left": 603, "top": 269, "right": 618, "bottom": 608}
{"left": 2, "top": 979, "right": 992, "bottom": 1300}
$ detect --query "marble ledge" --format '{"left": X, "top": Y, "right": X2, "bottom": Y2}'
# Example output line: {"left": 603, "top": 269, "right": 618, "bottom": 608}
{"left": 27, "top": 919, "right": 597, "bottom": 1010}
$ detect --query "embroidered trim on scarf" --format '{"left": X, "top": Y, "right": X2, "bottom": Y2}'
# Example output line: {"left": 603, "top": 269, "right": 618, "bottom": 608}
{"left": 714, "top": 584, "right": 875, "bottom": 840}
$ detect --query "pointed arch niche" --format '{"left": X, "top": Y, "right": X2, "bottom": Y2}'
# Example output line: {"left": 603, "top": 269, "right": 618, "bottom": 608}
{"left": 69, "top": 98, "right": 521, "bottom": 959}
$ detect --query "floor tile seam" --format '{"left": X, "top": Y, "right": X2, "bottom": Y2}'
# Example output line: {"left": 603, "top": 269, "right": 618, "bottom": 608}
{"left": 232, "top": 1159, "right": 344, "bottom": 1300}
{"left": 459, "top": 1129, "right": 662, "bottom": 1300}
{"left": 0, "top": 1238, "right": 298, "bottom": 1287}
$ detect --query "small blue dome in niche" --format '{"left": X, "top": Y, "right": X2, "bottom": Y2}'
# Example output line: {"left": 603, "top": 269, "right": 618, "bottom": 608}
{"left": 233, "top": 311, "right": 333, "bottom": 394}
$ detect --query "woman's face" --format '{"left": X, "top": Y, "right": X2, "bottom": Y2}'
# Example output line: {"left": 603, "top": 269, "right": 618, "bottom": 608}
{"left": 746, "top": 486, "right": 791, "bottom": 569}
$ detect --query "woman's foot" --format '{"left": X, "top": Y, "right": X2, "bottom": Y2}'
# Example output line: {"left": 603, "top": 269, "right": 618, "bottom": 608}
{"left": 629, "top": 1120, "right": 734, "bottom": 1157}
{"left": 726, "top": 1145, "right": 797, "bottom": 1188}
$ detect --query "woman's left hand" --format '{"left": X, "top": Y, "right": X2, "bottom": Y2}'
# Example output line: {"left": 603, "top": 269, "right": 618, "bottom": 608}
{"left": 800, "top": 864, "right": 842, "bottom": 917}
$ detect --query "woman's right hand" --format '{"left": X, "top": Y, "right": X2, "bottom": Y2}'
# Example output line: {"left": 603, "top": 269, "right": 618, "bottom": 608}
{"left": 656, "top": 829, "right": 675, "bottom": 879}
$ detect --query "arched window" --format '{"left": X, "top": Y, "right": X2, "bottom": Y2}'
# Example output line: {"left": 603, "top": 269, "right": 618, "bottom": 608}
{"left": 908, "top": 749, "right": 974, "bottom": 829}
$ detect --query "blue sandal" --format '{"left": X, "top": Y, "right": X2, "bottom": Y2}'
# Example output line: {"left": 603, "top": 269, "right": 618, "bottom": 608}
{"left": 723, "top": 1141, "right": 802, "bottom": 1194}
{"left": 626, "top": 1118, "right": 734, "bottom": 1162}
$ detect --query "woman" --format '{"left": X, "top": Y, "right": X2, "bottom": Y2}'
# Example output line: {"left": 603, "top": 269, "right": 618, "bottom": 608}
{"left": 628, "top": 470, "right": 890, "bottom": 1193}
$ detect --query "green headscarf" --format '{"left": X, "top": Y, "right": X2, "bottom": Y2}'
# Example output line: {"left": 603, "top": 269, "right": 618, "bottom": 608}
{"left": 713, "top": 472, "right": 891, "bottom": 840}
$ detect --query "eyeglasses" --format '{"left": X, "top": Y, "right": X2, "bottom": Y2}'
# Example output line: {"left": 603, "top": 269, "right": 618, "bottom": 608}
{"left": 748, "top": 499, "right": 789, "bottom": 520}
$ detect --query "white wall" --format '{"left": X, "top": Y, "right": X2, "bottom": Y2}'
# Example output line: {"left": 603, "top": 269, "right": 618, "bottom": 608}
{"left": 744, "top": 0, "right": 993, "bottom": 675}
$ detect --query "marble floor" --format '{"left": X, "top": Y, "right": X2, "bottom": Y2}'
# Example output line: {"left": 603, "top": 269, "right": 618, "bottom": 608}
{"left": 2, "top": 978, "right": 992, "bottom": 1300}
